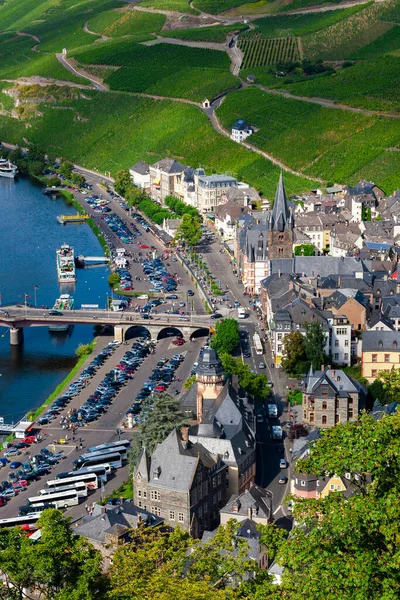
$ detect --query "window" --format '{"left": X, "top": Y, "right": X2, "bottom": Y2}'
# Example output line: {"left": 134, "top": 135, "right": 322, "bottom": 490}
{"left": 137, "top": 489, "right": 142, "bottom": 497}
{"left": 385, "top": 354, "right": 390, "bottom": 363}
{"left": 151, "top": 506, "right": 161, "bottom": 516}
{"left": 295, "top": 478, "right": 298, "bottom": 484}
{"left": 277, "top": 345, "right": 282, "bottom": 353}
{"left": 198, "top": 506, "right": 203, "bottom": 517}
{"left": 138, "top": 501, "right": 142, "bottom": 508}
{"left": 217, "top": 473, "right": 221, "bottom": 485}
{"left": 316, "top": 480, "right": 320, "bottom": 487}
{"left": 344, "top": 353, "right": 349, "bottom": 360}
{"left": 334, "top": 353, "right": 339, "bottom": 360}
{"left": 330, "top": 484, "right": 335, "bottom": 490}
{"left": 372, "top": 354, "right": 377, "bottom": 363}
{"left": 345, "top": 472, "right": 351, "bottom": 480}
{"left": 337, "top": 328, "right": 347, "bottom": 335}
{"left": 344, "top": 339, "right": 349, "bottom": 346}
{"left": 372, "top": 369, "right": 377, "bottom": 378}
{"left": 150, "top": 490, "right": 160, "bottom": 501}
{"left": 143, "top": 490, "right": 147, "bottom": 499}
{"left": 277, "top": 333, "right": 282, "bottom": 341}
{"left": 202, "top": 481, "right": 208, "bottom": 497}
{"left": 204, "top": 504, "right": 208, "bottom": 514}
{"left": 322, "top": 401, "right": 327, "bottom": 410}
{"left": 349, "top": 408, "right": 353, "bottom": 418}
{"left": 169, "top": 511, "right": 175, "bottom": 521}
{"left": 301, "top": 480, "right": 305, "bottom": 487}
{"left": 337, "top": 485, "right": 342, "bottom": 491}
{"left": 217, "top": 490, "right": 222, "bottom": 502}
{"left": 322, "top": 415, "right": 327, "bottom": 425}
{"left": 309, "top": 413, "right": 314, "bottom": 423}
{"left": 335, "top": 340, "right": 339, "bottom": 347}
{"left": 335, "top": 414, "right": 340, "bottom": 424}
{"left": 178, "top": 512, "right": 184, "bottom": 523}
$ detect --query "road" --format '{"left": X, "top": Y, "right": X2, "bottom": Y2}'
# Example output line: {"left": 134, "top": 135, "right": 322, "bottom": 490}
{"left": 0, "top": 334, "right": 204, "bottom": 520}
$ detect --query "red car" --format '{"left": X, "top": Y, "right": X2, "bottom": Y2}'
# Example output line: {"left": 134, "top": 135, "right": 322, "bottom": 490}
{"left": 172, "top": 338, "right": 185, "bottom": 346}
{"left": 139, "top": 244, "right": 149, "bottom": 249}
{"left": 23, "top": 436, "right": 37, "bottom": 444}
{"left": 154, "top": 385, "right": 167, "bottom": 392}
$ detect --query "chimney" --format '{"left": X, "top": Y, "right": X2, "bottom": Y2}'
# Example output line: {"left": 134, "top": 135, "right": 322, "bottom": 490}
{"left": 248, "top": 506, "right": 253, "bottom": 520}
{"left": 196, "top": 391, "right": 203, "bottom": 424}
{"left": 338, "top": 276, "right": 341, "bottom": 288}
{"left": 181, "top": 426, "right": 189, "bottom": 442}
{"left": 321, "top": 364, "right": 325, "bottom": 371}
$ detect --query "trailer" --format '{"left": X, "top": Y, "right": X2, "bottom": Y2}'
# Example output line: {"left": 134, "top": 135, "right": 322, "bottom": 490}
{"left": 267, "top": 404, "right": 278, "bottom": 418}
{"left": 272, "top": 426, "right": 282, "bottom": 440}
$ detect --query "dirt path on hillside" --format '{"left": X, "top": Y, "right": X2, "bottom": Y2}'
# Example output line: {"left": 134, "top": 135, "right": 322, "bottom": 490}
{"left": 56, "top": 54, "right": 108, "bottom": 91}
{"left": 1, "top": 76, "right": 94, "bottom": 90}
{"left": 155, "top": 35, "right": 226, "bottom": 51}
{"left": 258, "top": 86, "right": 400, "bottom": 120}
{"left": 83, "top": 19, "right": 110, "bottom": 42}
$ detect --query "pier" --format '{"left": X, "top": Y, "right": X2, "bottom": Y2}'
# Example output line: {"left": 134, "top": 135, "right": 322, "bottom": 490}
{"left": 57, "top": 214, "right": 89, "bottom": 224}
{"left": 76, "top": 255, "right": 109, "bottom": 265}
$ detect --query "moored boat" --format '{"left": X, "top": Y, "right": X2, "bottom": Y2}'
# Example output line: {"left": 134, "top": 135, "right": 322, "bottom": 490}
{"left": 0, "top": 158, "right": 18, "bottom": 179}
{"left": 53, "top": 294, "right": 74, "bottom": 311}
{"left": 56, "top": 244, "right": 76, "bottom": 283}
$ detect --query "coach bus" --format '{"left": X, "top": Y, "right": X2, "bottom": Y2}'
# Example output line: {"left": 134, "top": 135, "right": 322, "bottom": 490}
{"left": 253, "top": 333, "right": 264, "bottom": 355}
{"left": 72, "top": 452, "right": 122, "bottom": 471}
{"left": 88, "top": 440, "right": 130, "bottom": 453}
{"left": 47, "top": 472, "right": 98, "bottom": 491}
{"left": 28, "top": 490, "right": 80, "bottom": 510}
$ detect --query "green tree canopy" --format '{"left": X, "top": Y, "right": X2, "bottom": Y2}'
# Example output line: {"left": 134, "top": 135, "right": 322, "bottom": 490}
{"left": 60, "top": 160, "right": 74, "bottom": 179}
{"left": 177, "top": 214, "right": 202, "bottom": 247}
{"left": 221, "top": 354, "right": 270, "bottom": 403}
{"left": 294, "top": 244, "right": 314, "bottom": 256}
{"left": 303, "top": 322, "right": 327, "bottom": 370}
{"left": 281, "top": 331, "right": 307, "bottom": 374}
{"left": 128, "top": 393, "right": 188, "bottom": 469}
{"left": 210, "top": 318, "right": 240, "bottom": 356}
{"left": 114, "top": 169, "right": 132, "bottom": 197}
{"left": 375, "top": 367, "right": 400, "bottom": 404}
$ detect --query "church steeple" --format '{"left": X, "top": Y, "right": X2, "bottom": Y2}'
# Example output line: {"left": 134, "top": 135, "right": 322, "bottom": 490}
{"left": 271, "top": 172, "right": 291, "bottom": 232}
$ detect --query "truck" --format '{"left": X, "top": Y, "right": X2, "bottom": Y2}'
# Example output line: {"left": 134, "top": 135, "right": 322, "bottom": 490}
{"left": 272, "top": 426, "right": 282, "bottom": 440}
{"left": 238, "top": 307, "right": 247, "bottom": 319}
{"left": 267, "top": 404, "right": 278, "bottom": 418}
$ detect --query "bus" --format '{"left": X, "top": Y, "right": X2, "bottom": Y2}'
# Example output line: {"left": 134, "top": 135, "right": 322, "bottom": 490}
{"left": 88, "top": 440, "right": 130, "bottom": 453}
{"left": 77, "top": 465, "right": 112, "bottom": 481}
{"left": 19, "top": 503, "right": 55, "bottom": 517}
{"left": 0, "top": 514, "right": 41, "bottom": 529}
{"left": 253, "top": 333, "right": 264, "bottom": 355}
{"left": 73, "top": 452, "right": 122, "bottom": 471}
{"left": 40, "top": 481, "right": 88, "bottom": 498}
{"left": 28, "top": 490, "right": 80, "bottom": 510}
{"left": 81, "top": 446, "right": 127, "bottom": 461}
{"left": 47, "top": 472, "right": 98, "bottom": 491}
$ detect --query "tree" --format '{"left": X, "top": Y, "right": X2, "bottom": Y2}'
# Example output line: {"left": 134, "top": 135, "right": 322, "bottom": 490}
{"left": 128, "top": 393, "right": 187, "bottom": 469}
{"left": 274, "top": 411, "right": 400, "bottom": 600}
{"left": 114, "top": 169, "right": 132, "bottom": 197}
{"left": 75, "top": 342, "right": 94, "bottom": 357}
{"left": 281, "top": 331, "right": 307, "bottom": 374}
{"left": 28, "top": 160, "right": 45, "bottom": 178}
{"left": 108, "top": 272, "right": 121, "bottom": 287}
{"left": 303, "top": 322, "right": 326, "bottom": 370}
{"left": 294, "top": 244, "right": 314, "bottom": 256}
{"left": 47, "top": 175, "right": 61, "bottom": 187}
{"left": 375, "top": 367, "right": 400, "bottom": 404}
{"left": 126, "top": 185, "right": 146, "bottom": 207}
{"left": 184, "top": 375, "right": 196, "bottom": 390}
{"left": 60, "top": 160, "right": 74, "bottom": 179}
{"left": 0, "top": 509, "right": 105, "bottom": 600}
{"left": 220, "top": 355, "right": 270, "bottom": 403}
{"left": 176, "top": 214, "right": 202, "bottom": 247}
{"left": 71, "top": 173, "right": 86, "bottom": 188}
{"left": 210, "top": 318, "right": 240, "bottom": 356}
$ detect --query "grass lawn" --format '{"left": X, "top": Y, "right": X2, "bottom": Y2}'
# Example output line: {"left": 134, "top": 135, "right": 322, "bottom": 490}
{"left": 216, "top": 86, "right": 400, "bottom": 192}
{"left": 280, "top": 56, "right": 400, "bottom": 113}
{"left": 0, "top": 89, "right": 316, "bottom": 198}
{"left": 73, "top": 40, "right": 237, "bottom": 102}
{"left": 160, "top": 23, "right": 247, "bottom": 42}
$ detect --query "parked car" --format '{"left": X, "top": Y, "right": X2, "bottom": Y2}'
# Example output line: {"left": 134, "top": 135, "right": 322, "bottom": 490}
{"left": 279, "top": 459, "right": 287, "bottom": 469}
{"left": 278, "top": 475, "right": 288, "bottom": 484}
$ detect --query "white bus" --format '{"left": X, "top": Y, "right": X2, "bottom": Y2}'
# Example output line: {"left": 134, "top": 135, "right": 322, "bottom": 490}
{"left": 81, "top": 446, "right": 127, "bottom": 461}
{"left": 19, "top": 503, "right": 55, "bottom": 517}
{"left": 253, "top": 333, "right": 264, "bottom": 355}
{"left": 28, "top": 490, "right": 80, "bottom": 510}
{"left": 75, "top": 465, "right": 110, "bottom": 482}
{"left": 47, "top": 472, "right": 98, "bottom": 491}
{"left": 89, "top": 439, "right": 131, "bottom": 453}
{"left": 0, "top": 514, "right": 41, "bottom": 529}
{"left": 40, "top": 481, "right": 88, "bottom": 498}
{"left": 73, "top": 452, "right": 122, "bottom": 471}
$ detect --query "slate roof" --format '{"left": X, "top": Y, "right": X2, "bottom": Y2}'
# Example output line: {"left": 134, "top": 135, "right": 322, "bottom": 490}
{"left": 130, "top": 161, "right": 149, "bottom": 175}
{"left": 74, "top": 501, "right": 162, "bottom": 543}
{"left": 270, "top": 256, "right": 366, "bottom": 278}
{"left": 220, "top": 483, "right": 272, "bottom": 522}
{"left": 362, "top": 330, "right": 400, "bottom": 352}
{"left": 197, "top": 174, "right": 237, "bottom": 188}
{"left": 232, "top": 119, "right": 253, "bottom": 131}
{"left": 325, "top": 289, "right": 369, "bottom": 310}
{"left": 151, "top": 158, "right": 186, "bottom": 174}
{"left": 260, "top": 273, "right": 294, "bottom": 298}
{"left": 305, "top": 366, "right": 358, "bottom": 395}
{"left": 368, "top": 311, "right": 395, "bottom": 330}
{"left": 270, "top": 173, "right": 292, "bottom": 232}
{"left": 197, "top": 346, "right": 225, "bottom": 378}
{"left": 135, "top": 429, "right": 217, "bottom": 492}
{"left": 347, "top": 180, "right": 380, "bottom": 199}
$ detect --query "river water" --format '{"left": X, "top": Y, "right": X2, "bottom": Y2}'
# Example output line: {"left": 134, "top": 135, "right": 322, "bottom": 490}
{"left": 0, "top": 177, "right": 109, "bottom": 422}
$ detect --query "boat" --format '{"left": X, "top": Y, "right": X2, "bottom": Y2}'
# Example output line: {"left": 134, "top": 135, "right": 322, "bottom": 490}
{"left": 48, "top": 323, "right": 70, "bottom": 333}
{"left": 53, "top": 293, "right": 74, "bottom": 311}
{"left": 56, "top": 244, "right": 76, "bottom": 283}
{"left": 0, "top": 158, "right": 18, "bottom": 179}
{"left": 49, "top": 294, "right": 74, "bottom": 333}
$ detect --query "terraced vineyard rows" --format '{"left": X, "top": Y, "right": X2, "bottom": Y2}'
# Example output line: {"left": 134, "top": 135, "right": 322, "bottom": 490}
{"left": 238, "top": 34, "right": 300, "bottom": 68}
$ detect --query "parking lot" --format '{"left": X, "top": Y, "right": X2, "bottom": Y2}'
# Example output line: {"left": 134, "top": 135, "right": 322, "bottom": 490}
{"left": 0, "top": 333, "right": 204, "bottom": 520}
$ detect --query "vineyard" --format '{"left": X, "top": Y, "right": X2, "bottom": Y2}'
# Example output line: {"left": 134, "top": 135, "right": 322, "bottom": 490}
{"left": 238, "top": 34, "right": 300, "bottom": 69}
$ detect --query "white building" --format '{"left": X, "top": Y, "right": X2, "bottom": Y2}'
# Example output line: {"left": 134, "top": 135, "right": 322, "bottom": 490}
{"left": 328, "top": 314, "right": 352, "bottom": 367}
{"left": 231, "top": 119, "right": 254, "bottom": 143}
{"left": 129, "top": 161, "right": 150, "bottom": 189}
{"left": 194, "top": 173, "right": 237, "bottom": 212}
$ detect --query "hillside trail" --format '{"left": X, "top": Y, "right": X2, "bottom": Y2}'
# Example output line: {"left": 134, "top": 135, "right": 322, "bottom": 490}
{"left": 83, "top": 20, "right": 110, "bottom": 42}
{"left": 55, "top": 53, "right": 108, "bottom": 91}
{"left": 155, "top": 35, "right": 226, "bottom": 51}
{"left": 257, "top": 86, "right": 400, "bottom": 120}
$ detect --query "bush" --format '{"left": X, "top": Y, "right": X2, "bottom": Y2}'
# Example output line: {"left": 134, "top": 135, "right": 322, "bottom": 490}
{"left": 75, "top": 342, "right": 94, "bottom": 358}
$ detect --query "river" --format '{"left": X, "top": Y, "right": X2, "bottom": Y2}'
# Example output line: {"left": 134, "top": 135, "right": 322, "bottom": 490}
{"left": 0, "top": 176, "right": 110, "bottom": 422}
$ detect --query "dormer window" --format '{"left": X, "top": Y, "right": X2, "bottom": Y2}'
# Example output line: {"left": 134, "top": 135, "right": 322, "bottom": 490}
{"left": 378, "top": 341, "right": 383, "bottom": 348}
{"left": 393, "top": 341, "right": 398, "bottom": 349}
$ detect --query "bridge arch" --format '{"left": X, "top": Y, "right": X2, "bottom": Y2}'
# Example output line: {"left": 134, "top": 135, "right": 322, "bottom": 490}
{"left": 124, "top": 325, "right": 151, "bottom": 341}
{"left": 190, "top": 327, "right": 210, "bottom": 340}
{"left": 157, "top": 326, "right": 183, "bottom": 341}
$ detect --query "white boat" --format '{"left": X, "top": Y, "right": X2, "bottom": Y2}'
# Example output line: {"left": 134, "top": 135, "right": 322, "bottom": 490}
{"left": 53, "top": 294, "right": 74, "bottom": 311}
{"left": 48, "top": 324, "right": 70, "bottom": 333}
{"left": 0, "top": 158, "right": 18, "bottom": 179}
{"left": 56, "top": 244, "right": 76, "bottom": 283}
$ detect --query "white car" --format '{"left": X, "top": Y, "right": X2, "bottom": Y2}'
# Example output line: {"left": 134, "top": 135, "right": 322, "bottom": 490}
{"left": 256, "top": 413, "right": 264, "bottom": 423}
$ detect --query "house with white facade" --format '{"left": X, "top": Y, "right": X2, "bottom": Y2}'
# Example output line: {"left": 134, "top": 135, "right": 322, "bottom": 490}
{"left": 194, "top": 173, "right": 237, "bottom": 212}
{"left": 129, "top": 161, "right": 150, "bottom": 189}
{"left": 231, "top": 119, "right": 254, "bottom": 143}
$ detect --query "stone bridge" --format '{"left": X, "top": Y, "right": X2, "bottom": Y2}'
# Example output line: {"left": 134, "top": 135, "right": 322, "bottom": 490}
{"left": 0, "top": 306, "right": 212, "bottom": 345}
